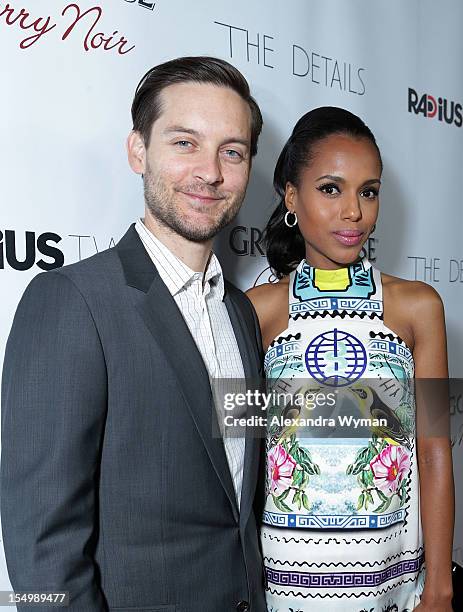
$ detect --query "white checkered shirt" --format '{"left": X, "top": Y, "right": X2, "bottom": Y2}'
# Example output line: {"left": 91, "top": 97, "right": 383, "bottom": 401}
{"left": 135, "top": 219, "right": 246, "bottom": 507}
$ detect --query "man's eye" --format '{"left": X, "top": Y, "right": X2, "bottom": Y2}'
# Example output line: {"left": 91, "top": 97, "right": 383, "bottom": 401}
{"left": 175, "top": 140, "right": 192, "bottom": 147}
{"left": 224, "top": 149, "right": 243, "bottom": 159}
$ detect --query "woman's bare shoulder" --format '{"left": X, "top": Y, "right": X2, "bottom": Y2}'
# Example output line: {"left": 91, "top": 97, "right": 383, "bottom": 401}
{"left": 382, "top": 273, "right": 443, "bottom": 310}
{"left": 247, "top": 277, "right": 290, "bottom": 351}
{"left": 246, "top": 277, "right": 288, "bottom": 310}
{"left": 246, "top": 277, "right": 289, "bottom": 333}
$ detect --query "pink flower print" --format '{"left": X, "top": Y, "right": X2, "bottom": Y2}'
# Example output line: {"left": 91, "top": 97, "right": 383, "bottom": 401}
{"left": 268, "top": 444, "right": 296, "bottom": 496}
{"left": 370, "top": 444, "right": 411, "bottom": 497}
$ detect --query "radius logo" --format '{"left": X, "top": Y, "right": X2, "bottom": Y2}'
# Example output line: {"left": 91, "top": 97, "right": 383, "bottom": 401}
{"left": 408, "top": 87, "right": 462, "bottom": 128}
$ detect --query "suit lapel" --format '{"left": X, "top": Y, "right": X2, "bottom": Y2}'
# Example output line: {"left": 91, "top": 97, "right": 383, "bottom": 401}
{"left": 116, "top": 225, "right": 239, "bottom": 521}
{"left": 224, "top": 289, "right": 263, "bottom": 528}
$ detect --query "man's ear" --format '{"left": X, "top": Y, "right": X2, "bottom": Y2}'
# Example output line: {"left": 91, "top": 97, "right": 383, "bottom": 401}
{"left": 127, "top": 130, "right": 146, "bottom": 175}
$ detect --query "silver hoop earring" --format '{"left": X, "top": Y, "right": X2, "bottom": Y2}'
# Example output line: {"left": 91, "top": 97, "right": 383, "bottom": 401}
{"left": 284, "top": 210, "right": 298, "bottom": 227}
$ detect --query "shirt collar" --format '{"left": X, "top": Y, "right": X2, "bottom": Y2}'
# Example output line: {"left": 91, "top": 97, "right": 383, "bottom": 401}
{"left": 135, "top": 218, "right": 224, "bottom": 299}
{"left": 204, "top": 251, "right": 224, "bottom": 299}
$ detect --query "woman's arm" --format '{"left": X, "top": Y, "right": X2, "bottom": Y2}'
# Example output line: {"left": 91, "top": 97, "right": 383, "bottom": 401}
{"left": 411, "top": 283, "right": 454, "bottom": 611}
{"left": 246, "top": 280, "right": 289, "bottom": 352}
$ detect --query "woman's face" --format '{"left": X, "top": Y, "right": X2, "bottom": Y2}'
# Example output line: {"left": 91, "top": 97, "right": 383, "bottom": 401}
{"left": 286, "top": 133, "right": 382, "bottom": 270}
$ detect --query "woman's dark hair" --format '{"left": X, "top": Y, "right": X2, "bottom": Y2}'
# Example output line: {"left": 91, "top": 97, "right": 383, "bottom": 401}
{"left": 265, "top": 106, "right": 382, "bottom": 278}
{"left": 131, "top": 56, "right": 263, "bottom": 156}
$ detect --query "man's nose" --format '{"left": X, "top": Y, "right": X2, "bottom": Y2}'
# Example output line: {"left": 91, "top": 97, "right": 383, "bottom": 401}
{"left": 193, "top": 150, "right": 224, "bottom": 185}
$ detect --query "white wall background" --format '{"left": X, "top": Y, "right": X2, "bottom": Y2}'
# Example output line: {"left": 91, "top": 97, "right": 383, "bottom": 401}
{"left": 1, "top": 0, "right": 462, "bottom": 595}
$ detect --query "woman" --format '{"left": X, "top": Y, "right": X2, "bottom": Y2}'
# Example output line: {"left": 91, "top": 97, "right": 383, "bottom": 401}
{"left": 247, "top": 107, "right": 454, "bottom": 612}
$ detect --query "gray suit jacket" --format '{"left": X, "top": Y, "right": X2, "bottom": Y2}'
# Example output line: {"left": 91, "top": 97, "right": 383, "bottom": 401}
{"left": 1, "top": 224, "right": 267, "bottom": 612}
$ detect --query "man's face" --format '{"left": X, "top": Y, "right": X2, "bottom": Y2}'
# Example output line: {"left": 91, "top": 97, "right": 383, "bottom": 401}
{"left": 137, "top": 82, "right": 252, "bottom": 242}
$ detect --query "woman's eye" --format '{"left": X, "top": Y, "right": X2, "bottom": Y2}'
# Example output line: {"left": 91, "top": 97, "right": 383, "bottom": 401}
{"left": 361, "top": 188, "right": 379, "bottom": 199}
{"left": 318, "top": 183, "right": 340, "bottom": 196}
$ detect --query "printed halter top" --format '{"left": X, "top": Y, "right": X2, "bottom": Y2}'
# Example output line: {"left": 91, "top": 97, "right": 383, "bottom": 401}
{"left": 261, "top": 257, "right": 425, "bottom": 612}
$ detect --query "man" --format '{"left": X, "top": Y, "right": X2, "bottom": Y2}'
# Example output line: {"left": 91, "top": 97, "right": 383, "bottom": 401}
{"left": 1, "top": 56, "right": 266, "bottom": 611}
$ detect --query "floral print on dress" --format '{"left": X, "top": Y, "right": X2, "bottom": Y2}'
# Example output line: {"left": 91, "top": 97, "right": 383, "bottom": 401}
{"left": 268, "top": 444, "right": 296, "bottom": 496}
{"left": 370, "top": 444, "right": 411, "bottom": 497}
{"left": 266, "top": 434, "right": 320, "bottom": 513}
{"left": 346, "top": 435, "right": 411, "bottom": 512}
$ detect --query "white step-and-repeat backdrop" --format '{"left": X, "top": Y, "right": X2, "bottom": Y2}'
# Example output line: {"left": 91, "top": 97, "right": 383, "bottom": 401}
{"left": 1, "top": 0, "right": 462, "bottom": 595}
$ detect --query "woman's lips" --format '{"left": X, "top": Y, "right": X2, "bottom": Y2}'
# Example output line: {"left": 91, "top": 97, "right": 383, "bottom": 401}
{"left": 332, "top": 230, "right": 364, "bottom": 246}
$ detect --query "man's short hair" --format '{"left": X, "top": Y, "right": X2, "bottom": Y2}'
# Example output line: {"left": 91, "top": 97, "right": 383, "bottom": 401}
{"left": 131, "top": 56, "right": 263, "bottom": 157}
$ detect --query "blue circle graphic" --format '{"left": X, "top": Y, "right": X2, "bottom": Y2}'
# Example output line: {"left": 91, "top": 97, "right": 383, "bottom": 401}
{"left": 305, "top": 328, "right": 367, "bottom": 387}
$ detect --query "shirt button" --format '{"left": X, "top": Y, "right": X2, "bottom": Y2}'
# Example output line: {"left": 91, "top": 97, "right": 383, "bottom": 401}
{"left": 236, "top": 601, "right": 249, "bottom": 612}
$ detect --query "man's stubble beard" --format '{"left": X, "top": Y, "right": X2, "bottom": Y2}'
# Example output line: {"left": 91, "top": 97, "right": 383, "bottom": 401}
{"left": 143, "top": 164, "right": 247, "bottom": 243}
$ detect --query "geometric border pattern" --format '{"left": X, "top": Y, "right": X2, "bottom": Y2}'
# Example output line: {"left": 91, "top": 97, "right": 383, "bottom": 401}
{"left": 265, "top": 554, "right": 424, "bottom": 588}
{"left": 262, "top": 509, "right": 406, "bottom": 529}
{"left": 290, "top": 297, "right": 382, "bottom": 315}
